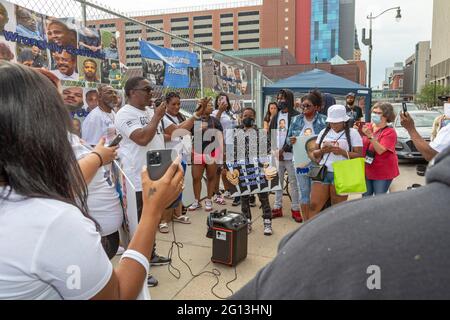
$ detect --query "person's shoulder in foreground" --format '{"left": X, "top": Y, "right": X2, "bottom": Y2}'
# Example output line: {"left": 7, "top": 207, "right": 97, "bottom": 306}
{"left": 231, "top": 147, "right": 450, "bottom": 300}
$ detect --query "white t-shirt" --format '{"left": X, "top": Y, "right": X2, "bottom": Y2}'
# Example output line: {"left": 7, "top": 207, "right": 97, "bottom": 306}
{"left": 162, "top": 113, "right": 191, "bottom": 161}
{"left": 430, "top": 124, "right": 450, "bottom": 153}
{"left": 115, "top": 104, "right": 165, "bottom": 191}
{"left": 276, "top": 112, "right": 292, "bottom": 161}
{"left": 212, "top": 109, "right": 238, "bottom": 145}
{"left": 0, "top": 187, "right": 112, "bottom": 300}
{"left": 81, "top": 107, "right": 117, "bottom": 146}
{"left": 301, "top": 118, "right": 315, "bottom": 136}
{"left": 69, "top": 134, "right": 123, "bottom": 236}
{"left": 51, "top": 69, "right": 79, "bottom": 81}
{"left": 317, "top": 128, "right": 363, "bottom": 172}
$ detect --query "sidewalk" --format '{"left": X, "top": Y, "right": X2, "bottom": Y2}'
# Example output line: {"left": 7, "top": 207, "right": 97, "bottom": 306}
{"left": 112, "top": 162, "right": 424, "bottom": 300}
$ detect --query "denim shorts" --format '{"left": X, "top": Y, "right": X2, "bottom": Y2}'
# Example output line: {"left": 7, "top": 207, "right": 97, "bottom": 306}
{"left": 316, "top": 171, "right": 335, "bottom": 185}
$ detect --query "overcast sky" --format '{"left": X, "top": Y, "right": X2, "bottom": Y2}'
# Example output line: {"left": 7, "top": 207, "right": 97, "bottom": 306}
{"left": 103, "top": 0, "right": 433, "bottom": 89}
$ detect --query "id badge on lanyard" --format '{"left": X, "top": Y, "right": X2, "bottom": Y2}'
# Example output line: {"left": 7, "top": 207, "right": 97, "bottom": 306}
{"left": 365, "top": 150, "right": 375, "bottom": 164}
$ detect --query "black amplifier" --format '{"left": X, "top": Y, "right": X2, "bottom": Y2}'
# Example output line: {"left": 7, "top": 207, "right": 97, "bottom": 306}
{"left": 207, "top": 210, "right": 248, "bottom": 266}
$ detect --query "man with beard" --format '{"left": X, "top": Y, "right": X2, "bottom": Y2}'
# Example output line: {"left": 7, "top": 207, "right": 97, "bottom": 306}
{"left": 82, "top": 85, "right": 119, "bottom": 146}
{"left": 345, "top": 92, "right": 363, "bottom": 127}
{"left": 104, "top": 37, "right": 119, "bottom": 60}
{"left": 81, "top": 58, "right": 99, "bottom": 83}
{"left": 51, "top": 50, "right": 78, "bottom": 80}
{"left": 16, "top": 6, "right": 43, "bottom": 40}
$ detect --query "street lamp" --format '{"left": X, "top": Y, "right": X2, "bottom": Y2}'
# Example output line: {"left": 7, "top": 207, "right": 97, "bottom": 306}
{"left": 362, "top": 6, "right": 402, "bottom": 89}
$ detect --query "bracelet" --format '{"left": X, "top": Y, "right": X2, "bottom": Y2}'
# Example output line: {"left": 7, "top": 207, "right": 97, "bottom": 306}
{"left": 193, "top": 113, "right": 201, "bottom": 120}
{"left": 91, "top": 151, "right": 103, "bottom": 168}
{"left": 120, "top": 249, "right": 150, "bottom": 274}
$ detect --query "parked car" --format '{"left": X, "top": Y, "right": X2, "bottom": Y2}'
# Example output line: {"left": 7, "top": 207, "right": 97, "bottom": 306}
{"left": 394, "top": 110, "right": 441, "bottom": 160}
{"left": 430, "top": 106, "right": 444, "bottom": 114}
{"left": 391, "top": 102, "right": 420, "bottom": 115}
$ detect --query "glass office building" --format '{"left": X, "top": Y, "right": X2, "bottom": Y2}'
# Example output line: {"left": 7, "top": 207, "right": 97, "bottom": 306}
{"left": 310, "top": 0, "right": 340, "bottom": 62}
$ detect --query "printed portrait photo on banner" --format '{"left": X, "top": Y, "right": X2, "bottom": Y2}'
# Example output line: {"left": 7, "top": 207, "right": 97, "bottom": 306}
{"left": 0, "top": 1, "right": 16, "bottom": 34}
{"left": 15, "top": 5, "right": 45, "bottom": 40}
{"left": 50, "top": 49, "right": 79, "bottom": 81}
{"left": 142, "top": 57, "right": 165, "bottom": 86}
{"left": 78, "top": 56, "right": 101, "bottom": 83}
{"left": 83, "top": 87, "right": 99, "bottom": 113}
{"left": 45, "top": 17, "right": 78, "bottom": 48}
{"left": 102, "top": 58, "right": 121, "bottom": 85}
{"left": 101, "top": 30, "right": 119, "bottom": 60}
{"left": 78, "top": 26, "right": 101, "bottom": 53}
{"left": 16, "top": 43, "right": 48, "bottom": 68}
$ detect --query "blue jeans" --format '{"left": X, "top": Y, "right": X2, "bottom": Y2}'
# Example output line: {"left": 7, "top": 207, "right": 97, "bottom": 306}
{"left": 363, "top": 179, "right": 393, "bottom": 197}
{"left": 296, "top": 168, "right": 312, "bottom": 205}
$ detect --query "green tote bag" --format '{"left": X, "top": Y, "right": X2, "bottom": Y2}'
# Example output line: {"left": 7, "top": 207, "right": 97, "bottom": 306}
{"left": 332, "top": 157, "right": 367, "bottom": 195}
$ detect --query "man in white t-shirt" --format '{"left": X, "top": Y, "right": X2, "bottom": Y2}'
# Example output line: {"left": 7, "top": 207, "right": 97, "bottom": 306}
{"left": 114, "top": 77, "right": 170, "bottom": 288}
{"left": 82, "top": 85, "right": 118, "bottom": 146}
{"left": 401, "top": 109, "right": 450, "bottom": 161}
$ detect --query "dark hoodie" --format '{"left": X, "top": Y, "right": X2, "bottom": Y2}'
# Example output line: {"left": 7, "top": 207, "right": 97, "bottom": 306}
{"left": 232, "top": 147, "right": 450, "bottom": 300}
{"left": 268, "top": 89, "right": 300, "bottom": 154}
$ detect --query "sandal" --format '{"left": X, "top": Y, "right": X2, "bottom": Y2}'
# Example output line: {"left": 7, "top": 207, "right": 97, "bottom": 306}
{"left": 158, "top": 223, "right": 169, "bottom": 233}
{"left": 173, "top": 215, "right": 191, "bottom": 224}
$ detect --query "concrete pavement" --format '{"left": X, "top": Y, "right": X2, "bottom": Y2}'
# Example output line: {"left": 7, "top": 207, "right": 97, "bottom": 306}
{"left": 112, "top": 162, "right": 426, "bottom": 300}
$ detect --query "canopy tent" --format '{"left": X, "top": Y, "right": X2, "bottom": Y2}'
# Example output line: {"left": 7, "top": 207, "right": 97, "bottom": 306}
{"left": 263, "top": 69, "right": 372, "bottom": 121}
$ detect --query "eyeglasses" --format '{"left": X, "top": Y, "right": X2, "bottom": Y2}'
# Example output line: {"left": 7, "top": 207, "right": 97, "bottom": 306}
{"left": 133, "top": 87, "right": 153, "bottom": 93}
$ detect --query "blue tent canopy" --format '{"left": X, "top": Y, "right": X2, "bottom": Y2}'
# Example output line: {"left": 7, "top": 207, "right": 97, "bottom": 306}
{"left": 263, "top": 69, "right": 372, "bottom": 121}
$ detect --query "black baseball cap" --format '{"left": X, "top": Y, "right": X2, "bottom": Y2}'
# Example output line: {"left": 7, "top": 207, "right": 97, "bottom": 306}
{"left": 347, "top": 92, "right": 356, "bottom": 97}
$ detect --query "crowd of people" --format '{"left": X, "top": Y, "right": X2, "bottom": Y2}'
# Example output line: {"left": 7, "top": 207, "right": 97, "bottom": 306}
{"left": 1, "top": 59, "right": 450, "bottom": 300}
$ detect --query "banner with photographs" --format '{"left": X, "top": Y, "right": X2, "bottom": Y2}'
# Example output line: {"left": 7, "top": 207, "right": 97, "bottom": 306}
{"left": 212, "top": 59, "right": 249, "bottom": 96}
{"left": 0, "top": 0, "right": 126, "bottom": 127}
{"left": 140, "top": 40, "right": 200, "bottom": 89}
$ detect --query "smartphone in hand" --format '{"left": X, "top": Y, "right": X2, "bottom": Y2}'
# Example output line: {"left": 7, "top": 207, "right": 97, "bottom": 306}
{"left": 108, "top": 134, "right": 122, "bottom": 147}
{"left": 402, "top": 102, "right": 408, "bottom": 114}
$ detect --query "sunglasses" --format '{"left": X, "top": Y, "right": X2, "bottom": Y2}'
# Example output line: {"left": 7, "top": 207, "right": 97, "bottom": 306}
{"left": 302, "top": 103, "right": 314, "bottom": 109}
{"left": 134, "top": 86, "right": 153, "bottom": 93}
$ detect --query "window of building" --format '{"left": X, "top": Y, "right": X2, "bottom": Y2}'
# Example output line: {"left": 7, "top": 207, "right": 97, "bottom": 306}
{"left": 221, "top": 13, "right": 233, "bottom": 18}
{"left": 147, "top": 36, "right": 164, "bottom": 41}
{"left": 171, "top": 26, "right": 189, "bottom": 31}
{"left": 314, "top": 21, "right": 319, "bottom": 40}
{"left": 125, "top": 38, "right": 139, "bottom": 43}
{"left": 145, "top": 19, "right": 163, "bottom": 24}
{"left": 125, "top": 29, "right": 142, "bottom": 35}
{"left": 221, "top": 22, "right": 234, "bottom": 27}
{"left": 199, "top": 41, "right": 213, "bottom": 46}
{"left": 238, "top": 29, "right": 259, "bottom": 35}
{"left": 171, "top": 17, "right": 188, "bottom": 23}
{"left": 323, "top": 0, "right": 328, "bottom": 24}
{"left": 221, "top": 40, "right": 233, "bottom": 45}
{"left": 238, "top": 11, "right": 259, "bottom": 17}
{"left": 193, "top": 15, "right": 212, "bottom": 21}
{"left": 330, "top": 29, "right": 336, "bottom": 57}
{"left": 238, "top": 20, "right": 259, "bottom": 26}
{"left": 194, "top": 24, "right": 213, "bottom": 30}
{"left": 100, "top": 23, "right": 115, "bottom": 28}
{"left": 238, "top": 38, "right": 259, "bottom": 44}
{"left": 221, "top": 31, "right": 233, "bottom": 36}
{"left": 194, "top": 33, "right": 212, "bottom": 38}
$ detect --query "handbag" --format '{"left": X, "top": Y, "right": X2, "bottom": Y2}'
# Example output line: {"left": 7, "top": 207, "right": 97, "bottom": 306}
{"left": 332, "top": 152, "right": 367, "bottom": 195}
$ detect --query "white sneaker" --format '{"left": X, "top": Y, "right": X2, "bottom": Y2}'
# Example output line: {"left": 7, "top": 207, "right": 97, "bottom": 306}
{"left": 247, "top": 219, "right": 252, "bottom": 234}
{"left": 205, "top": 199, "right": 213, "bottom": 211}
{"left": 263, "top": 219, "right": 273, "bottom": 236}
{"left": 115, "top": 246, "right": 125, "bottom": 256}
{"left": 188, "top": 200, "right": 202, "bottom": 211}
{"left": 223, "top": 191, "right": 232, "bottom": 199}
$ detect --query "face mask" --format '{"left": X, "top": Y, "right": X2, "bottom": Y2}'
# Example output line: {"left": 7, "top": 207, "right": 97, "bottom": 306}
{"left": 243, "top": 117, "right": 255, "bottom": 128}
{"left": 371, "top": 114, "right": 382, "bottom": 125}
{"left": 278, "top": 101, "right": 287, "bottom": 111}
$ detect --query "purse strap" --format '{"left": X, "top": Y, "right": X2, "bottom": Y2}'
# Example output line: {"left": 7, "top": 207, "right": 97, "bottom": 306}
{"left": 320, "top": 131, "right": 346, "bottom": 164}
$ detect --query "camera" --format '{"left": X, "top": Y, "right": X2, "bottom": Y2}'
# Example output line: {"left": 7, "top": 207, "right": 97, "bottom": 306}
{"left": 148, "top": 151, "right": 161, "bottom": 166}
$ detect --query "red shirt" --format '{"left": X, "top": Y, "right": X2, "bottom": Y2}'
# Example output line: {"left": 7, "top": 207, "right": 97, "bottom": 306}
{"left": 362, "top": 126, "right": 400, "bottom": 180}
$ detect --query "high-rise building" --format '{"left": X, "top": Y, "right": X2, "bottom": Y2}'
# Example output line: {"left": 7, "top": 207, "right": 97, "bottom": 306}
{"left": 89, "top": 0, "right": 356, "bottom": 68}
{"left": 431, "top": 0, "right": 450, "bottom": 87}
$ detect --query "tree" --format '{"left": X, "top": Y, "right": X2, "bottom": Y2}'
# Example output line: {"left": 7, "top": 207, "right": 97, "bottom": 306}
{"left": 416, "top": 84, "right": 450, "bottom": 107}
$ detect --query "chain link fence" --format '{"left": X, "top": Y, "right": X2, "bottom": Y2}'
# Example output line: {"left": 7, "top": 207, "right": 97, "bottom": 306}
{"left": 5, "top": 0, "right": 268, "bottom": 118}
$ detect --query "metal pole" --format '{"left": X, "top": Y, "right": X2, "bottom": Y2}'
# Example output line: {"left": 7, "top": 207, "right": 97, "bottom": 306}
{"left": 368, "top": 14, "right": 373, "bottom": 89}
{"left": 434, "top": 75, "right": 437, "bottom": 106}
{"left": 81, "top": 0, "right": 87, "bottom": 27}
{"left": 250, "top": 65, "right": 255, "bottom": 109}
{"left": 199, "top": 47, "right": 204, "bottom": 98}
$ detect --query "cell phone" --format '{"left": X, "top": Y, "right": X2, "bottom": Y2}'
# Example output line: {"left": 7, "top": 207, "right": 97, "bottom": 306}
{"left": 355, "top": 121, "right": 366, "bottom": 135}
{"left": 108, "top": 134, "right": 122, "bottom": 147}
{"left": 402, "top": 102, "right": 408, "bottom": 114}
{"left": 146, "top": 149, "right": 179, "bottom": 208}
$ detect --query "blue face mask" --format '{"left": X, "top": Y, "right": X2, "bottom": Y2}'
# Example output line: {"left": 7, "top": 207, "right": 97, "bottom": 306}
{"left": 371, "top": 114, "right": 382, "bottom": 125}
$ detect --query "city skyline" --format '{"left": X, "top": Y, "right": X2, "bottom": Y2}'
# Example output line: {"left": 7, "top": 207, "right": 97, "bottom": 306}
{"left": 104, "top": 0, "right": 432, "bottom": 89}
